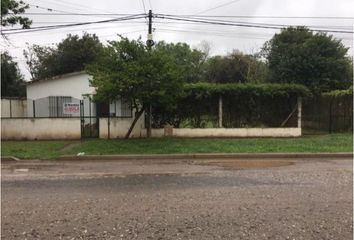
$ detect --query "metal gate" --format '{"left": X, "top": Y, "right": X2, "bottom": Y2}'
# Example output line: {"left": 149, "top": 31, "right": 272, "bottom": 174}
{"left": 80, "top": 97, "right": 99, "bottom": 139}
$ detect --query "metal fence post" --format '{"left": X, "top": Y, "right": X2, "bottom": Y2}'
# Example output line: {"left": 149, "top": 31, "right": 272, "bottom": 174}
{"left": 297, "top": 97, "right": 302, "bottom": 129}
{"left": 218, "top": 95, "right": 223, "bottom": 128}
{"left": 9, "top": 99, "right": 12, "bottom": 118}
{"left": 33, "top": 100, "right": 36, "bottom": 118}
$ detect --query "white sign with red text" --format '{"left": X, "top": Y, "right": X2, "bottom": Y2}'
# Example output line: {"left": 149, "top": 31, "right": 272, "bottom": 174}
{"left": 63, "top": 103, "right": 80, "bottom": 114}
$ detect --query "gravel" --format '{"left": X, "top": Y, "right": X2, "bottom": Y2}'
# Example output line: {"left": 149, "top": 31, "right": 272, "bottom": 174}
{"left": 1, "top": 158, "right": 352, "bottom": 239}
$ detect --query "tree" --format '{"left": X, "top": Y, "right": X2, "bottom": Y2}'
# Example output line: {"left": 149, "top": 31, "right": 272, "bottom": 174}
{"left": 1, "top": 0, "right": 32, "bottom": 29}
{"left": 24, "top": 33, "right": 104, "bottom": 80}
{"left": 154, "top": 41, "right": 207, "bottom": 83}
{"left": 87, "top": 37, "right": 184, "bottom": 138}
{"left": 1, "top": 51, "right": 26, "bottom": 97}
{"left": 262, "top": 26, "right": 352, "bottom": 93}
{"left": 204, "top": 50, "right": 268, "bottom": 83}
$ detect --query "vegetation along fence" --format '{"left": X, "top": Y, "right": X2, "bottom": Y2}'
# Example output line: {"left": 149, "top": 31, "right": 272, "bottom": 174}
{"left": 151, "top": 83, "right": 310, "bottom": 129}
{"left": 303, "top": 88, "right": 353, "bottom": 133}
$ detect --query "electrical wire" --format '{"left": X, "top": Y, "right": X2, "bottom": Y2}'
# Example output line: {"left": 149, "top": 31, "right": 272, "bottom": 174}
{"left": 28, "top": 4, "right": 79, "bottom": 14}
{"left": 162, "top": 14, "right": 354, "bottom": 20}
{"left": 18, "top": 12, "right": 354, "bottom": 20}
{"left": 194, "top": 0, "right": 243, "bottom": 15}
{"left": 154, "top": 15, "right": 354, "bottom": 34}
{"left": 148, "top": 0, "right": 153, "bottom": 11}
{"left": 44, "top": 0, "right": 115, "bottom": 14}
{"left": 1, "top": 14, "right": 147, "bottom": 35}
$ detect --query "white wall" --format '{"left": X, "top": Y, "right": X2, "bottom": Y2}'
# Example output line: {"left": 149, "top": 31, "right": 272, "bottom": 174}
{"left": 99, "top": 115, "right": 145, "bottom": 139}
{"left": 1, "top": 118, "right": 81, "bottom": 140}
{"left": 26, "top": 72, "right": 95, "bottom": 100}
{"left": 1, "top": 99, "right": 27, "bottom": 117}
{"left": 145, "top": 127, "right": 301, "bottom": 138}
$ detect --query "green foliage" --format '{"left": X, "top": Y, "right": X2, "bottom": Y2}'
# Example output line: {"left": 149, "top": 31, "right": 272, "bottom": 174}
{"left": 322, "top": 87, "right": 353, "bottom": 98}
{"left": 1, "top": 0, "right": 31, "bottom": 28}
{"left": 1, "top": 51, "right": 26, "bottom": 97}
{"left": 183, "top": 82, "right": 311, "bottom": 98}
{"left": 154, "top": 41, "right": 207, "bottom": 83}
{"left": 262, "top": 26, "right": 352, "bottom": 94}
{"left": 204, "top": 50, "right": 268, "bottom": 83}
{"left": 24, "top": 33, "right": 104, "bottom": 80}
{"left": 87, "top": 37, "right": 185, "bottom": 112}
{"left": 152, "top": 83, "right": 310, "bottom": 128}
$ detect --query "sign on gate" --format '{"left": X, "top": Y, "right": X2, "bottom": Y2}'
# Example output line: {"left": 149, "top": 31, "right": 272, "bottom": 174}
{"left": 63, "top": 103, "right": 80, "bottom": 114}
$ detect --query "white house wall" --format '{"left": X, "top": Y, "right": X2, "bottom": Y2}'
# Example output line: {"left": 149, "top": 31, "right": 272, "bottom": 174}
{"left": 26, "top": 72, "right": 95, "bottom": 100}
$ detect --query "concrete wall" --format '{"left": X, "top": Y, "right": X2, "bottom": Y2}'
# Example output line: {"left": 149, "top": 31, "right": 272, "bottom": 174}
{"left": 1, "top": 99, "right": 27, "bottom": 117}
{"left": 145, "top": 127, "right": 301, "bottom": 138}
{"left": 1, "top": 118, "right": 81, "bottom": 140}
{"left": 99, "top": 115, "right": 145, "bottom": 139}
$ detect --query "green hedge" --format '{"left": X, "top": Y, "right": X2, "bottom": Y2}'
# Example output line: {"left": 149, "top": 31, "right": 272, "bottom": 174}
{"left": 152, "top": 83, "right": 311, "bottom": 128}
{"left": 322, "top": 87, "right": 353, "bottom": 98}
{"left": 183, "top": 83, "right": 311, "bottom": 98}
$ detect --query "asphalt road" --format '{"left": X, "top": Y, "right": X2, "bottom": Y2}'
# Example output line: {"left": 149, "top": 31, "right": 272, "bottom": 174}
{"left": 1, "top": 158, "right": 353, "bottom": 239}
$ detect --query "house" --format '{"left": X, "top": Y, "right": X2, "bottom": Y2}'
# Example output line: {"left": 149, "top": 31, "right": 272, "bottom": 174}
{"left": 1, "top": 71, "right": 146, "bottom": 140}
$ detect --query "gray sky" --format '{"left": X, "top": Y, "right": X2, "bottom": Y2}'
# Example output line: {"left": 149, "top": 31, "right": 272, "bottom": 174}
{"left": 1, "top": 0, "right": 353, "bottom": 81}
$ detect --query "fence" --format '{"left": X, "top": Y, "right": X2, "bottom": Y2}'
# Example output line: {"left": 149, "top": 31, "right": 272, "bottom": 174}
{"left": 151, "top": 95, "right": 300, "bottom": 129}
{"left": 1, "top": 96, "right": 138, "bottom": 140}
{"left": 1, "top": 98, "right": 27, "bottom": 118}
{"left": 303, "top": 96, "right": 353, "bottom": 133}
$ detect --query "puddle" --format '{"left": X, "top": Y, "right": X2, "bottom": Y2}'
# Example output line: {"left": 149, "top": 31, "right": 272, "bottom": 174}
{"left": 197, "top": 159, "right": 294, "bottom": 170}
{"left": 14, "top": 168, "right": 29, "bottom": 172}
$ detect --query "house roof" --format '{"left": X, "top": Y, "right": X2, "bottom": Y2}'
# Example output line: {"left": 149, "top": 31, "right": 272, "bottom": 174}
{"left": 26, "top": 71, "right": 87, "bottom": 85}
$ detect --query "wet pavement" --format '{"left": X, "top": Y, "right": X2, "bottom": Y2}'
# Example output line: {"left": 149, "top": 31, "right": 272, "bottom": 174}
{"left": 1, "top": 158, "right": 353, "bottom": 239}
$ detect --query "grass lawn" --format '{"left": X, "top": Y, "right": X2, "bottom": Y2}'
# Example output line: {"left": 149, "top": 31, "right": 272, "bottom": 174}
{"left": 1, "top": 133, "right": 352, "bottom": 159}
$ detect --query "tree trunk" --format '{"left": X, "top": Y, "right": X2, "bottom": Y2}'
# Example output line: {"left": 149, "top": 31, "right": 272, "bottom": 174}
{"left": 125, "top": 108, "right": 145, "bottom": 139}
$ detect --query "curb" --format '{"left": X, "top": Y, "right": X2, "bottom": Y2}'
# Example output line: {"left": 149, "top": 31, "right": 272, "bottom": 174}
{"left": 54, "top": 153, "right": 353, "bottom": 161}
{"left": 1, "top": 156, "right": 20, "bottom": 162}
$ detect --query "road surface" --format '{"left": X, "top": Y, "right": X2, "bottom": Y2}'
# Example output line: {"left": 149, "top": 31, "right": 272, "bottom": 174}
{"left": 1, "top": 158, "right": 353, "bottom": 239}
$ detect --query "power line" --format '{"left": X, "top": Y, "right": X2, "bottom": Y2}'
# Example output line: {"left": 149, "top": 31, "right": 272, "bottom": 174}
{"left": 19, "top": 12, "right": 140, "bottom": 16}
{"left": 30, "top": 0, "right": 111, "bottom": 14}
{"left": 18, "top": 12, "right": 354, "bottom": 20}
{"left": 177, "top": 16, "right": 353, "bottom": 30}
{"left": 154, "top": 15, "right": 354, "bottom": 34}
{"left": 148, "top": 0, "right": 153, "bottom": 11}
{"left": 1, "top": 14, "right": 147, "bottom": 35}
{"left": 141, "top": 0, "right": 147, "bottom": 14}
{"left": 163, "top": 14, "right": 354, "bottom": 20}
{"left": 45, "top": 0, "right": 115, "bottom": 14}
{"left": 194, "top": 0, "right": 243, "bottom": 15}
{"left": 28, "top": 4, "right": 78, "bottom": 14}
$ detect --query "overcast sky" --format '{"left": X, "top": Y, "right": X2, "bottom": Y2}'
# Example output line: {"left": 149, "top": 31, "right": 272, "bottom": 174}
{"left": 1, "top": 0, "right": 353, "bottom": 81}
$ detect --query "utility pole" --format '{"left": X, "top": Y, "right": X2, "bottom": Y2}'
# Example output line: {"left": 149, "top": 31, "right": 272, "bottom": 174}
{"left": 146, "top": 10, "right": 154, "bottom": 138}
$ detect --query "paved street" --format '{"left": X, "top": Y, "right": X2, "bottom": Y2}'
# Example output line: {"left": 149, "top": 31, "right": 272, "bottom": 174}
{"left": 1, "top": 158, "right": 353, "bottom": 239}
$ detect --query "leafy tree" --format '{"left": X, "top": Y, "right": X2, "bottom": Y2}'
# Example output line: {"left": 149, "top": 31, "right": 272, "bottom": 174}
{"left": 262, "top": 26, "right": 352, "bottom": 93}
{"left": 204, "top": 50, "right": 268, "bottom": 83}
{"left": 154, "top": 41, "right": 207, "bottom": 83}
{"left": 1, "top": 51, "right": 26, "bottom": 97}
{"left": 24, "top": 33, "right": 104, "bottom": 80}
{"left": 87, "top": 37, "right": 184, "bottom": 138}
{"left": 1, "top": 0, "right": 32, "bottom": 29}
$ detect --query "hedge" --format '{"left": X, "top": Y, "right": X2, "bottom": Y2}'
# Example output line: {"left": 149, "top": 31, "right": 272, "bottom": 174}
{"left": 322, "top": 87, "right": 353, "bottom": 98}
{"left": 182, "top": 82, "right": 311, "bottom": 98}
{"left": 151, "top": 83, "right": 311, "bottom": 128}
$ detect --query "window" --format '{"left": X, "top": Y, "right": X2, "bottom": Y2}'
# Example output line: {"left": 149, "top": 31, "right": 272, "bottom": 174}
{"left": 121, "top": 98, "right": 132, "bottom": 117}
{"left": 49, "top": 96, "right": 72, "bottom": 117}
